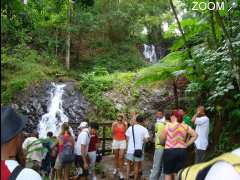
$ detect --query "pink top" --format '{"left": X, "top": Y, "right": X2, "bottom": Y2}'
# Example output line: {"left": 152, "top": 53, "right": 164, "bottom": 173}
{"left": 165, "top": 122, "right": 189, "bottom": 149}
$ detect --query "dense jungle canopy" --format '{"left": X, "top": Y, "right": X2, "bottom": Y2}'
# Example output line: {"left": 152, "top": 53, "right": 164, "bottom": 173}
{"left": 1, "top": 0, "right": 240, "bottom": 158}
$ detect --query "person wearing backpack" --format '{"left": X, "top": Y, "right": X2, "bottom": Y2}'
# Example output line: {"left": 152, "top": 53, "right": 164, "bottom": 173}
{"left": 54, "top": 123, "right": 75, "bottom": 180}
{"left": 1, "top": 106, "right": 42, "bottom": 180}
{"left": 125, "top": 114, "right": 150, "bottom": 180}
{"left": 40, "top": 131, "right": 53, "bottom": 176}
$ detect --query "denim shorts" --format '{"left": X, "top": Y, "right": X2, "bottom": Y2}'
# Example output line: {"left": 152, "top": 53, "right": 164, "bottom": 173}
{"left": 126, "top": 153, "right": 144, "bottom": 162}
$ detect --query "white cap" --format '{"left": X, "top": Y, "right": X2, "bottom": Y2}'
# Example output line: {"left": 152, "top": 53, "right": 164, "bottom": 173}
{"left": 78, "top": 121, "right": 88, "bottom": 129}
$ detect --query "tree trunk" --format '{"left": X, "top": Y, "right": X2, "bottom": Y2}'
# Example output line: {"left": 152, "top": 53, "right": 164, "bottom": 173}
{"left": 169, "top": 0, "right": 192, "bottom": 59}
{"left": 210, "top": 110, "right": 223, "bottom": 152}
{"left": 55, "top": 28, "right": 58, "bottom": 56}
{"left": 65, "top": 2, "right": 71, "bottom": 70}
{"left": 211, "top": 0, "right": 240, "bottom": 90}
{"left": 173, "top": 80, "right": 179, "bottom": 108}
{"left": 66, "top": 31, "right": 70, "bottom": 70}
{"left": 214, "top": 8, "right": 240, "bottom": 90}
{"left": 209, "top": 10, "right": 218, "bottom": 48}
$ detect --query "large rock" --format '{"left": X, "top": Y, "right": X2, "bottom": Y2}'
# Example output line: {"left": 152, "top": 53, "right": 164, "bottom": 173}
{"left": 12, "top": 80, "right": 92, "bottom": 133}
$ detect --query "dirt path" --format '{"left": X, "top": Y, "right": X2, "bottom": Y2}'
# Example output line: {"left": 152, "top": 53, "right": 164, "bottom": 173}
{"left": 96, "top": 153, "right": 153, "bottom": 180}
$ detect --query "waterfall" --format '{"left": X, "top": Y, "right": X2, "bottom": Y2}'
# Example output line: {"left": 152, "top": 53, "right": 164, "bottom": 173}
{"left": 38, "top": 83, "right": 68, "bottom": 138}
{"left": 143, "top": 44, "right": 157, "bottom": 63}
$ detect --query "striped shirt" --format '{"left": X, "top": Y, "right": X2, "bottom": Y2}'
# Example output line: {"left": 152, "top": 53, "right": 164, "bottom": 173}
{"left": 165, "top": 122, "right": 189, "bottom": 149}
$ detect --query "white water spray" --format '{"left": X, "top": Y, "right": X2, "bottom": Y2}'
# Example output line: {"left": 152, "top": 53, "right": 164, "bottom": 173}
{"left": 38, "top": 83, "right": 68, "bottom": 138}
{"left": 143, "top": 44, "right": 157, "bottom": 63}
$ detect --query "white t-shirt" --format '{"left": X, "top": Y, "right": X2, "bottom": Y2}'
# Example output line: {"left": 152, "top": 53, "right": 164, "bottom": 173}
{"left": 22, "top": 137, "right": 43, "bottom": 162}
{"left": 205, "top": 148, "right": 240, "bottom": 180}
{"left": 156, "top": 117, "right": 165, "bottom": 123}
{"left": 74, "top": 128, "right": 90, "bottom": 156}
{"left": 3, "top": 160, "right": 42, "bottom": 180}
{"left": 194, "top": 116, "right": 209, "bottom": 150}
{"left": 125, "top": 124, "right": 150, "bottom": 154}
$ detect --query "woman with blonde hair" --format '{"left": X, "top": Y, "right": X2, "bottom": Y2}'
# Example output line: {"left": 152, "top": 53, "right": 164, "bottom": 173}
{"left": 54, "top": 123, "right": 75, "bottom": 180}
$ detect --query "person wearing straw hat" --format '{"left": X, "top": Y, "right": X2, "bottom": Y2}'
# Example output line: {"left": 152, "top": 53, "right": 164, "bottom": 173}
{"left": 1, "top": 106, "right": 42, "bottom": 180}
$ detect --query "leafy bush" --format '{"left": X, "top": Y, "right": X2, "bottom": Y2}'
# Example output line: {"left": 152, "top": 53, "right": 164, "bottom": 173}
{"left": 1, "top": 44, "right": 64, "bottom": 104}
{"left": 79, "top": 69, "right": 117, "bottom": 120}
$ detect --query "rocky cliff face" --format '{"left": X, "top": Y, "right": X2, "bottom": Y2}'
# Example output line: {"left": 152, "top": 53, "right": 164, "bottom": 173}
{"left": 104, "top": 76, "right": 189, "bottom": 115}
{"left": 12, "top": 80, "right": 91, "bottom": 133}
{"left": 9, "top": 76, "right": 188, "bottom": 135}
{"left": 103, "top": 76, "right": 189, "bottom": 138}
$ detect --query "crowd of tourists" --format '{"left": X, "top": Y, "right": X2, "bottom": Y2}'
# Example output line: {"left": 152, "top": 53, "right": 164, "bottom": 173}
{"left": 1, "top": 105, "right": 240, "bottom": 180}
{"left": 1, "top": 106, "right": 100, "bottom": 180}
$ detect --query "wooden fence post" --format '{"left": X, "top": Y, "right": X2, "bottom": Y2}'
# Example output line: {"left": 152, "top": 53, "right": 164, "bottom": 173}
{"left": 102, "top": 126, "right": 106, "bottom": 156}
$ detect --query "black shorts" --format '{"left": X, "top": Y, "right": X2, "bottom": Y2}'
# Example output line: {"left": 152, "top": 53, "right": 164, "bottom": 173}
{"left": 75, "top": 155, "right": 88, "bottom": 177}
{"left": 50, "top": 157, "right": 56, "bottom": 168}
{"left": 163, "top": 148, "right": 187, "bottom": 174}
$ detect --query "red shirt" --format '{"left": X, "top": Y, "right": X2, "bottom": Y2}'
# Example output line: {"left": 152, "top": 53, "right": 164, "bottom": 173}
{"left": 112, "top": 122, "right": 127, "bottom": 140}
{"left": 88, "top": 134, "right": 100, "bottom": 152}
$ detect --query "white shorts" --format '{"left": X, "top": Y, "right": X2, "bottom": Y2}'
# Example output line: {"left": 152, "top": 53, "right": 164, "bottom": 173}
{"left": 112, "top": 140, "right": 127, "bottom": 150}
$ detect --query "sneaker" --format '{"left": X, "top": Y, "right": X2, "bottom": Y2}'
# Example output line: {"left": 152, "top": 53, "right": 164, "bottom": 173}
{"left": 119, "top": 172, "right": 125, "bottom": 180}
{"left": 113, "top": 169, "right": 118, "bottom": 176}
{"left": 129, "top": 173, "right": 134, "bottom": 179}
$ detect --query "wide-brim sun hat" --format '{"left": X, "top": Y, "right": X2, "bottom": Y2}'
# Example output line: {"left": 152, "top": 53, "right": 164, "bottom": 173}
{"left": 1, "top": 106, "right": 27, "bottom": 145}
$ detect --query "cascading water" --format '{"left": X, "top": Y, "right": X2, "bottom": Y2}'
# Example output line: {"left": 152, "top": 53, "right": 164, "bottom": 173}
{"left": 143, "top": 44, "right": 157, "bottom": 63}
{"left": 38, "top": 83, "right": 68, "bottom": 138}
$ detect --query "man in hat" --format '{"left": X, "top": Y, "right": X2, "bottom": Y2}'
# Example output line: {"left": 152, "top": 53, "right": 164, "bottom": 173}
{"left": 1, "top": 106, "right": 42, "bottom": 180}
{"left": 74, "top": 122, "right": 90, "bottom": 180}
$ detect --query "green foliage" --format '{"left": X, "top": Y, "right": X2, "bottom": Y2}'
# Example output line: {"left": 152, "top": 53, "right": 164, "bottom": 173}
{"left": 79, "top": 68, "right": 117, "bottom": 120}
{"left": 214, "top": 121, "right": 240, "bottom": 155}
{"left": 90, "top": 47, "right": 146, "bottom": 73}
{"left": 1, "top": 0, "right": 240, "bottom": 156}
{"left": 136, "top": 51, "right": 186, "bottom": 84}
{"left": 185, "top": 36, "right": 240, "bottom": 112}
{"left": 1, "top": 44, "right": 65, "bottom": 104}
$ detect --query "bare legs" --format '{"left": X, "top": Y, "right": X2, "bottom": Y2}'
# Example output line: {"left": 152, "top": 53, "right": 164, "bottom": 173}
{"left": 119, "top": 149, "right": 125, "bottom": 175}
{"left": 56, "top": 169, "right": 62, "bottom": 180}
{"left": 114, "top": 149, "right": 120, "bottom": 171}
{"left": 134, "top": 161, "right": 141, "bottom": 180}
{"left": 56, "top": 166, "right": 70, "bottom": 180}
{"left": 127, "top": 160, "right": 131, "bottom": 178}
{"left": 50, "top": 168, "right": 56, "bottom": 180}
{"left": 63, "top": 166, "right": 69, "bottom": 180}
